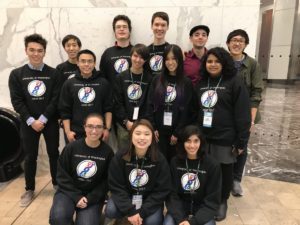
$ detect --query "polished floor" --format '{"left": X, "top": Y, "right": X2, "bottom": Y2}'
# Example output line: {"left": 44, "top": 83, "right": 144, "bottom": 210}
{"left": 0, "top": 82, "right": 300, "bottom": 225}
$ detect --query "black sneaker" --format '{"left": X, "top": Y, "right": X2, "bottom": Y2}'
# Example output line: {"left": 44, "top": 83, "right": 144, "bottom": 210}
{"left": 215, "top": 200, "right": 228, "bottom": 221}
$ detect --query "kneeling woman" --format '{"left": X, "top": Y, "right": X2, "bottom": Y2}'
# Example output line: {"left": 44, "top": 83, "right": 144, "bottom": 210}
{"left": 165, "top": 125, "right": 221, "bottom": 225}
{"left": 106, "top": 119, "right": 172, "bottom": 225}
{"left": 49, "top": 113, "right": 114, "bottom": 225}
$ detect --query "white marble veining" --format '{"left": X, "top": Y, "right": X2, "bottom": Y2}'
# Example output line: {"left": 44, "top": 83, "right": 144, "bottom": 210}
{"left": 0, "top": 1, "right": 260, "bottom": 108}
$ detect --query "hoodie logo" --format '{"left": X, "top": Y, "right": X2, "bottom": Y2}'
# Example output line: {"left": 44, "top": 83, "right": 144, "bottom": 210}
{"left": 78, "top": 87, "right": 95, "bottom": 103}
{"left": 127, "top": 84, "right": 142, "bottom": 100}
{"left": 129, "top": 169, "right": 149, "bottom": 187}
{"left": 28, "top": 80, "right": 46, "bottom": 97}
{"left": 181, "top": 173, "right": 200, "bottom": 191}
{"left": 77, "top": 160, "right": 97, "bottom": 179}
{"left": 165, "top": 85, "right": 176, "bottom": 103}
{"left": 149, "top": 55, "right": 163, "bottom": 71}
{"left": 201, "top": 90, "right": 218, "bottom": 108}
{"left": 114, "top": 58, "right": 129, "bottom": 73}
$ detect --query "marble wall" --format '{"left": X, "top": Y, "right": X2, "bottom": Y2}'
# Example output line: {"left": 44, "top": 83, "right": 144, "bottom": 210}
{"left": 0, "top": 0, "right": 260, "bottom": 109}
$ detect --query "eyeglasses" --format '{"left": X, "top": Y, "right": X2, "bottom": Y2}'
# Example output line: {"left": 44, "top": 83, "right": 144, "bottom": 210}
{"left": 115, "top": 25, "right": 129, "bottom": 30}
{"left": 79, "top": 59, "right": 94, "bottom": 64}
{"left": 85, "top": 124, "right": 104, "bottom": 130}
{"left": 230, "top": 38, "right": 246, "bottom": 44}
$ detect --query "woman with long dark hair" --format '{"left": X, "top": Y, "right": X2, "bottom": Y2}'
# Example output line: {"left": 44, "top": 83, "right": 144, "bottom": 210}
{"left": 197, "top": 47, "right": 251, "bottom": 221}
{"left": 147, "top": 44, "right": 194, "bottom": 162}
{"left": 164, "top": 125, "right": 221, "bottom": 225}
{"left": 106, "top": 119, "right": 171, "bottom": 225}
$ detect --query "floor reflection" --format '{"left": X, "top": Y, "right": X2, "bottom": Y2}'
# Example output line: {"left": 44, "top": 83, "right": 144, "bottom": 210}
{"left": 247, "top": 82, "right": 300, "bottom": 183}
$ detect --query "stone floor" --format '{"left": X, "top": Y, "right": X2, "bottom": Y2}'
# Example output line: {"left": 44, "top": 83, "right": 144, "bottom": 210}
{"left": 0, "top": 82, "right": 300, "bottom": 225}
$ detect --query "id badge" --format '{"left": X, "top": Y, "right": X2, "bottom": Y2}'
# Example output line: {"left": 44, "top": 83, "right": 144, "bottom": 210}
{"left": 132, "top": 194, "right": 143, "bottom": 209}
{"left": 163, "top": 111, "right": 172, "bottom": 126}
{"left": 132, "top": 107, "right": 139, "bottom": 120}
{"left": 203, "top": 111, "right": 213, "bottom": 127}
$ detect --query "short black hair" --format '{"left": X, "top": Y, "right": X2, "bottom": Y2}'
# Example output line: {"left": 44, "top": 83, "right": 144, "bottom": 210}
{"left": 226, "top": 29, "right": 249, "bottom": 44}
{"left": 24, "top": 33, "right": 47, "bottom": 50}
{"left": 130, "top": 43, "right": 150, "bottom": 61}
{"left": 189, "top": 25, "right": 210, "bottom": 37}
{"left": 112, "top": 15, "right": 132, "bottom": 32}
{"left": 151, "top": 11, "right": 169, "bottom": 25}
{"left": 62, "top": 34, "right": 82, "bottom": 48}
{"left": 77, "top": 49, "right": 96, "bottom": 62}
{"left": 83, "top": 113, "right": 104, "bottom": 126}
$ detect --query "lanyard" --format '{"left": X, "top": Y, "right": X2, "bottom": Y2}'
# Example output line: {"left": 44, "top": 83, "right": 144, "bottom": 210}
{"left": 206, "top": 75, "right": 222, "bottom": 108}
{"left": 185, "top": 158, "right": 201, "bottom": 215}
{"left": 135, "top": 156, "right": 145, "bottom": 194}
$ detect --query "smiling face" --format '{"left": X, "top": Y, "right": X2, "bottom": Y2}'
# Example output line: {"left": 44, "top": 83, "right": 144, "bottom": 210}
{"left": 131, "top": 51, "right": 145, "bottom": 71}
{"left": 165, "top": 51, "right": 178, "bottom": 75}
{"left": 77, "top": 53, "right": 95, "bottom": 77}
{"left": 184, "top": 134, "right": 201, "bottom": 159}
{"left": 114, "top": 19, "right": 130, "bottom": 41}
{"left": 206, "top": 54, "right": 222, "bottom": 77}
{"left": 227, "top": 35, "right": 247, "bottom": 57}
{"left": 84, "top": 116, "right": 104, "bottom": 143}
{"left": 25, "top": 42, "right": 45, "bottom": 67}
{"left": 151, "top": 17, "right": 169, "bottom": 41}
{"left": 64, "top": 39, "right": 81, "bottom": 60}
{"left": 190, "top": 29, "right": 208, "bottom": 49}
{"left": 132, "top": 124, "right": 153, "bottom": 153}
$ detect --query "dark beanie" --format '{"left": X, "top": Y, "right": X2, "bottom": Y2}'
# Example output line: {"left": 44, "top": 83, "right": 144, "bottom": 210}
{"left": 226, "top": 29, "right": 249, "bottom": 44}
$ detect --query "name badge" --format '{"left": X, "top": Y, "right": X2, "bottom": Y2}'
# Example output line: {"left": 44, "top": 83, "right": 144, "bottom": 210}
{"left": 163, "top": 111, "right": 172, "bottom": 126}
{"left": 132, "top": 194, "right": 143, "bottom": 209}
{"left": 203, "top": 111, "right": 213, "bottom": 127}
{"left": 132, "top": 107, "right": 139, "bottom": 120}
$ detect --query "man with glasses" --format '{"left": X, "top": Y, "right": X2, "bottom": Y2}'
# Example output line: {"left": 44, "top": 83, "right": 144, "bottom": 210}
{"left": 9, "top": 34, "right": 60, "bottom": 207}
{"left": 226, "top": 29, "right": 263, "bottom": 197}
{"left": 59, "top": 49, "right": 113, "bottom": 143}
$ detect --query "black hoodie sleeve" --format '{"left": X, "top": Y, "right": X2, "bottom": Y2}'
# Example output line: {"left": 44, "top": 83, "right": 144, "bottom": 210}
{"left": 189, "top": 158, "right": 222, "bottom": 225}
{"left": 232, "top": 76, "right": 251, "bottom": 149}
{"left": 139, "top": 154, "right": 172, "bottom": 219}
{"left": 108, "top": 155, "right": 138, "bottom": 216}
{"left": 86, "top": 150, "right": 114, "bottom": 205}
{"left": 58, "top": 80, "right": 74, "bottom": 119}
{"left": 56, "top": 145, "right": 83, "bottom": 204}
{"left": 146, "top": 77, "right": 158, "bottom": 130}
{"left": 8, "top": 69, "right": 31, "bottom": 122}
{"left": 166, "top": 159, "right": 186, "bottom": 224}
{"left": 114, "top": 75, "right": 129, "bottom": 124}
{"left": 102, "top": 78, "right": 114, "bottom": 113}
{"left": 99, "top": 50, "right": 110, "bottom": 82}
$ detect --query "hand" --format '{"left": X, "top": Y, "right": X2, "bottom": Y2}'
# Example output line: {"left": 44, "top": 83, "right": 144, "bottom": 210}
{"left": 102, "top": 129, "right": 110, "bottom": 142}
{"left": 127, "top": 213, "right": 143, "bottom": 225}
{"left": 66, "top": 131, "right": 76, "bottom": 142}
{"left": 31, "top": 120, "right": 45, "bottom": 132}
{"left": 170, "top": 135, "right": 178, "bottom": 145}
{"left": 237, "top": 148, "right": 244, "bottom": 155}
{"left": 76, "top": 196, "right": 88, "bottom": 209}
{"left": 179, "top": 221, "right": 191, "bottom": 225}
{"left": 126, "top": 121, "right": 134, "bottom": 131}
{"left": 154, "top": 130, "right": 159, "bottom": 142}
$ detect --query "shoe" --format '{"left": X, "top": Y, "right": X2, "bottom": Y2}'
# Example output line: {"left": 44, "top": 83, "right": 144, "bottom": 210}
{"left": 232, "top": 180, "right": 243, "bottom": 197}
{"left": 215, "top": 200, "right": 227, "bottom": 221}
{"left": 20, "top": 190, "right": 34, "bottom": 207}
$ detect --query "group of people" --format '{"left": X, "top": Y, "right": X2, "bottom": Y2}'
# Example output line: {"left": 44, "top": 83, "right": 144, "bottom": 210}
{"left": 8, "top": 10, "right": 263, "bottom": 225}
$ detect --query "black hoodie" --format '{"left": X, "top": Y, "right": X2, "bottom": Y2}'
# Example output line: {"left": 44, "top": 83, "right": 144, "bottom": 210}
{"left": 148, "top": 42, "right": 169, "bottom": 76}
{"left": 59, "top": 71, "right": 113, "bottom": 136}
{"left": 108, "top": 151, "right": 171, "bottom": 219}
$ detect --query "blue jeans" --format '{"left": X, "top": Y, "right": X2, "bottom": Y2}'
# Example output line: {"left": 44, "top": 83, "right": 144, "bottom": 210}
{"left": 164, "top": 213, "right": 216, "bottom": 225}
{"left": 105, "top": 198, "right": 163, "bottom": 225}
{"left": 49, "top": 191, "right": 103, "bottom": 225}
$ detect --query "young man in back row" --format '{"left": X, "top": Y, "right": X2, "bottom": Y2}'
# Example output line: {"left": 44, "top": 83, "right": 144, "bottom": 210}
{"left": 148, "top": 11, "right": 170, "bottom": 76}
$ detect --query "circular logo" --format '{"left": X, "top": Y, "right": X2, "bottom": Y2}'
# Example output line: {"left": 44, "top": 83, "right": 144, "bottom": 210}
{"left": 114, "top": 58, "right": 129, "bottom": 73}
{"left": 127, "top": 84, "right": 142, "bottom": 100}
{"left": 27, "top": 80, "right": 46, "bottom": 97}
{"left": 201, "top": 90, "right": 218, "bottom": 108}
{"left": 76, "top": 160, "right": 97, "bottom": 179}
{"left": 149, "top": 55, "right": 163, "bottom": 71}
{"left": 129, "top": 169, "right": 149, "bottom": 187}
{"left": 78, "top": 87, "right": 95, "bottom": 103}
{"left": 165, "top": 85, "right": 176, "bottom": 103}
{"left": 181, "top": 173, "right": 200, "bottom": 191}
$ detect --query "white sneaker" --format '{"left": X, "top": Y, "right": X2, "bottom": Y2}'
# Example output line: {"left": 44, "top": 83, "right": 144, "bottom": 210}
{"left": 20, "top": 190, "right": 34, "bottom": 207}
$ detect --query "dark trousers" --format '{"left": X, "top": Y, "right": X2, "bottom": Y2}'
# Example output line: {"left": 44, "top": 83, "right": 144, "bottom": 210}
{"left": 157, "top": 133, "right": 176, "bottom": 162}
{"left": 21, "top": 120, "right": 59, "bottom": 191}
{"left": 49, "top": 191, "right": 103, "bottom": 225}
{"left": 233, "top": 145, "right": 248, "bottom": 182}
{"left": 221, "top": 163, "right": 233, "bottom": 200}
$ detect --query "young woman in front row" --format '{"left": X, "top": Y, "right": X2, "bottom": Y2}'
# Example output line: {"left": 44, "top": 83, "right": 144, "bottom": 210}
{"left": 147, "top": 44, "right": 194, "bottom": 162}
{"left": 197, "top": 47, "right": 251, "bottom": 221}
{"left": 105, "top": 119, "right": 172, "bottom": 225}
{"left": 49, "top": 113, "right": 114, "bottom": 225}
{"left": 164, "top": 125, "right": 221, "bottom": 225}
